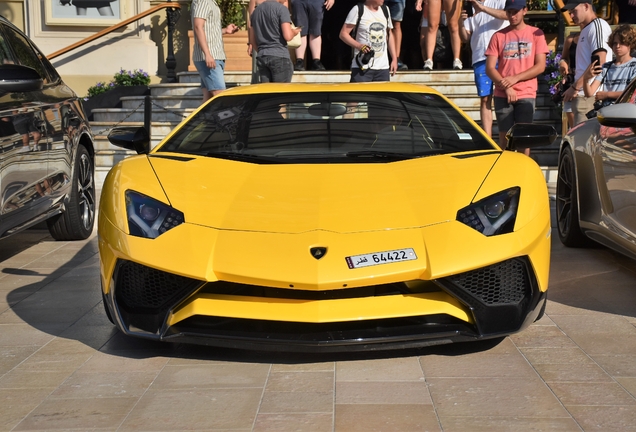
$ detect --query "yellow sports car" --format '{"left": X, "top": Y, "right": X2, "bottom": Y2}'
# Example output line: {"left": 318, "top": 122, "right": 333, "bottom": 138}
{"left": 99, "top": 83, "right": 554, "bottom": 352}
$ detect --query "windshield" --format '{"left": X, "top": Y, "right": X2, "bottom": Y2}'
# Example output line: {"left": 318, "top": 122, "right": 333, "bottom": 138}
{"left": 158, "top": 91, "right": 495, "bottom": 163}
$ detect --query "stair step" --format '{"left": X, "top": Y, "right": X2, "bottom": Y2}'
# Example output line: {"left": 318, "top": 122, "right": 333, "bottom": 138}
{"left": 121, "top": 95, "right": 202, "bottom": 110}
{"left": 178, "top": 70, "right": 482, "bottom": 84}
{"left": 91, "top": 108, "right": 192, "bottom": 123}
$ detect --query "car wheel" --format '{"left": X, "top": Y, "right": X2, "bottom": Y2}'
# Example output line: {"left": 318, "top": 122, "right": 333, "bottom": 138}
{"left": 556, "top": 146, "right": 589, "bottom": 247}
{"left": 47, "top": 145, "right": 95, "bottom": 240}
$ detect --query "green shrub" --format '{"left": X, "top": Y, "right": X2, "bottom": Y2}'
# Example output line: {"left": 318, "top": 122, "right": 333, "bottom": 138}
{"left": 219, "top": 0, "right": 246, "bottom": 29}
{"left": 86, "top": 81, "right": 115, "bottom": 97}
{"left": 113, "top": 68, "right": 151, "bottom": 87}
{"left": 86, "top": 69, "right": 151, "bottom": 98}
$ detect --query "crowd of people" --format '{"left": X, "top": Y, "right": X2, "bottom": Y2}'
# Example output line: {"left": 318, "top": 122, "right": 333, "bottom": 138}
{"left": 190, "top": 0, "right": 636, "bottom": 139}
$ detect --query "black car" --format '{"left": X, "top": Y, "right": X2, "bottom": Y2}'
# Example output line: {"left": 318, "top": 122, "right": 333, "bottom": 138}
{"left": 556, "top": 78, "right": 636, "bottom": 259}
{"left": 0, "top": 16, "right": 95, "bottom": 240}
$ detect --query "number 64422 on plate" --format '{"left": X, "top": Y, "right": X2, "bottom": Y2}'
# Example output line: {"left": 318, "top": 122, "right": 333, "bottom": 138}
{"left": 345, "top": 248, "right": 417, "bottom": 269}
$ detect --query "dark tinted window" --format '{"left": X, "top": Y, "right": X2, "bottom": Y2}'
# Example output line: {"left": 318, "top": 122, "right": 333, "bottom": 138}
{"left": 159, "top": 92, "right": 494, "bottom": 163}
{"left": 2, "top": 25, "right": 51, "bottom": 83}
{"left": 0, "top": 27, "right": 13, "bottom": 65}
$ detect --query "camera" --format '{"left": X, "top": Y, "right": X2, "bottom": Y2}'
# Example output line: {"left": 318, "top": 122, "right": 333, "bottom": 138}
{"left": 587, "top": 98, "right": 615, "bottom": 119}
{"left": 356, "top": 49, "right": 375, "bottom": 69}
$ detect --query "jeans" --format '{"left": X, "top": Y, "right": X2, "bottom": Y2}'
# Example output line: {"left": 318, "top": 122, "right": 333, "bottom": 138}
{"left": 257, "top": 56, "right": 293, "bottom": 83}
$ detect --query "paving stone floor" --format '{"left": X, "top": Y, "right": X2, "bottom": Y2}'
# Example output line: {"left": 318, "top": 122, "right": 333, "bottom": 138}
{"left": 1, "top": 201, "right": 636, "bottom": 431}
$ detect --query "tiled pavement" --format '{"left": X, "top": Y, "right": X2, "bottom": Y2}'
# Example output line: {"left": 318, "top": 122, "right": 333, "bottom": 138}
{"left": 1, "top": 201, "right": 636, "bottom": 431}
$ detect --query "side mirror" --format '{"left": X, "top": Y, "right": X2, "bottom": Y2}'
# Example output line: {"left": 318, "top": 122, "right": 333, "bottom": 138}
{"left": 108, "top": 127, "right": 150, "bottom": 154}
{"left": 0, "top": 64, "right": 43, "bottom": 93}
{"left": 505, "top": 123, "right": 557, "bottom": 151}
{"left": 597, "top": 103, "right": 636, "bottom": 128}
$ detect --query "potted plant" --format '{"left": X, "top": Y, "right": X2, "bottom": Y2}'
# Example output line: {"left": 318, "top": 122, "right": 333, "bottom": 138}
{"left": 82, "top": 69, "right": 151, "bottom": 120}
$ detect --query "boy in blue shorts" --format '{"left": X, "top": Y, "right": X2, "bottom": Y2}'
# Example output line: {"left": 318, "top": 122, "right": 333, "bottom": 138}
{"left": 459, "top": 0, "right": 507, "bottom": 137}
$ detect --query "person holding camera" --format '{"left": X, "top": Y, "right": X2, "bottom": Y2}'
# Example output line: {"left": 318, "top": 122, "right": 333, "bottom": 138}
{"left": 339, "top": 0, "right": 398, "bottom": 82}
{"left": 558, "top": 31, "right": 579, "bottom": 130}
{"left": 560, "top": 0, "right": 612, "bottom": 125}
{"left": 485, "top": 0, "right": 548, "bottom": 151}
{"left": 459, "top": 0, "right": 508, "bottom": 138}
{"left": 583, "top": 24, "right": 636, "bottom": 116}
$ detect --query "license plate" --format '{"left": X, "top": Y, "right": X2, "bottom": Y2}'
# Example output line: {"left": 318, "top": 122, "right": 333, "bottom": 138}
{"left": 345, "top": 248, "right": 417, "bottom": 269}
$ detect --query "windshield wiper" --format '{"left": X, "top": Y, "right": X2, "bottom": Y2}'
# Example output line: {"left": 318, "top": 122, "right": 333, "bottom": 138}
{"left": 345, "top": 150, "right": 412, "bottom": 159}
{"left": 346, "top": 149, "right": 448, "bottom": 159}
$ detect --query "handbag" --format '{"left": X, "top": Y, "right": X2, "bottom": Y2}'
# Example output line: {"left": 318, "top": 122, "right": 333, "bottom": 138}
{"left": 288, "top": 24, "right": 301, "bottom": 49}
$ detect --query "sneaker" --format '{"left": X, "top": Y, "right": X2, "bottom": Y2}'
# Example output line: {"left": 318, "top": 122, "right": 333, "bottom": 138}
{"left": 294, "top": 59, "right": 305, "bottom": 71}
{"left": 423, "top": 59, "right": 433, "bottom": 71}
{"left": 312, "top": 59, "right": 326, "bottom": 71}
{"left": 397, "top": 59, "right": 408, "bottom": 71}
{"left": 453, "top": 59, "right": 463, "bottom": 70}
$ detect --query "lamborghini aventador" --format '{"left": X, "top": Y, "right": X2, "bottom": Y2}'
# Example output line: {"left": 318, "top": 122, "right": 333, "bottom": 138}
{"left": 557, "top": 78, "right": 636, "bottom": 260}
{"left": 99, "top": 83, "right": 555, "bottom": 352}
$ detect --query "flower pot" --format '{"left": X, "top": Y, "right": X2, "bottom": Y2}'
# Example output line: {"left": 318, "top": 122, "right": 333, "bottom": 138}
{"left": 223, "top": 30, "right": 251, "bottom": 71}
{"left": 188, "top": 30, "right": 251, "bottom": 72}
{"left": 545, "top": 33, "right": 558, "bottom": 54}
{"left": 82, "top": 85, "right": 150, "bottom": 120}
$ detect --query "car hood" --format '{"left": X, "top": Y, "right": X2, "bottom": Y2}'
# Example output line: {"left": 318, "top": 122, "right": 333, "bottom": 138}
{"left": 148, "top": 152, "right": 501, "bottom": 234}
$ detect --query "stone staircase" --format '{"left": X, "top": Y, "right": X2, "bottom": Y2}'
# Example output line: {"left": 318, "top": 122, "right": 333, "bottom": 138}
{"left": 90, "top": 70, "right": 562, "bottom": 190}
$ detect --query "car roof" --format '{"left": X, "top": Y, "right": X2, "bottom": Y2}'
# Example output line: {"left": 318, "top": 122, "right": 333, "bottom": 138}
{"left": 219, "top": 82, "right": 444, "bottom": 98}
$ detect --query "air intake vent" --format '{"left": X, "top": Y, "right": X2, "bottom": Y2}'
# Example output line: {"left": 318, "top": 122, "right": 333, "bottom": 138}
{"left": 115, "top": 261, "right": 201, "bottom": 311}
{"left": 446, "top": 259, "right": 529, "bottom": 305}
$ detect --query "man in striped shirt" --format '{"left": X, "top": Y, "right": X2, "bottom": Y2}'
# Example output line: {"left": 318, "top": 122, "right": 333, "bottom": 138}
{"left": 560, "top": 0, "right": 613, "bottom": 125}
{"left": 192, "top": 0, "right": 240, "bottom": 103}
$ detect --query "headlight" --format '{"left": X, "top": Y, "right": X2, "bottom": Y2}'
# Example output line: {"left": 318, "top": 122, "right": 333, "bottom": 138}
{"left": 125, "top": 191, "right": 184, "bottom": 239}
{"left": 457, "top": 187, "right": 520, "bottom": 236}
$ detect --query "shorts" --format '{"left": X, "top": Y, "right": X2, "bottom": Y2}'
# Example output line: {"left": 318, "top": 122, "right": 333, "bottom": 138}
{"left": 494, "top": 97, "right": 535, "bottom": 134}
{"left": 420, "top": 11, "right": 447, "bottom": 28}
{"left": 385, "top": 0, "right": 405, "bottom": 21}
{"left": 563, "top": 100, "right": 572, "bottom": 113}
{"left": 194, "top": 59, "right": 226, "bottom": 92}
{"left": 350, "top": 68, "right": 390, "bottom": 82}
{"left": 473, "top": 60, "right": 493, "bottom": 98}
{"left": 292, "top": 0, "right": 324, "bottom": 37}
{"left": 13, "top": 114, "right": 37, "bottom": 135}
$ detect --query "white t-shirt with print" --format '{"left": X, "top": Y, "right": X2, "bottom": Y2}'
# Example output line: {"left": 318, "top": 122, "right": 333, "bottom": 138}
{"left": 345, "top": 5, "right": 393, "bottom": 70}
{"left": 463, "top": 0, "right": 508, "bottom": 65}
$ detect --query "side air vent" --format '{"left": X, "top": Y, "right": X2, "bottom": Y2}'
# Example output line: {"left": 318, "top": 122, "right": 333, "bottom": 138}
{"left": 446, "top": 259, "right": 529, "bottom": 305}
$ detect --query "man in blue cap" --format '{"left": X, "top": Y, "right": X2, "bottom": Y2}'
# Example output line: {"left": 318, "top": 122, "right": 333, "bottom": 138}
{"left": 485, "top": 0, "right": 549, "bottom": 151}
{"left": 560, "top": 0, "right": 613, "bottom": 125}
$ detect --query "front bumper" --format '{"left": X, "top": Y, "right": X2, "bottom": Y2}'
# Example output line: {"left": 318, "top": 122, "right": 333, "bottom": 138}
{"left": 103, "top": 256, "right": 546, "bottom": 352}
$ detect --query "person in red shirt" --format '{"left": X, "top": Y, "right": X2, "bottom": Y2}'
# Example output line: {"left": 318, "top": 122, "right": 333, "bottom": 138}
{"left": 485, "top": 0, "right": 548, "bottom": 151}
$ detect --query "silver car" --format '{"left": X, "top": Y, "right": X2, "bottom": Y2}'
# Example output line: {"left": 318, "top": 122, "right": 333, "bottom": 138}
{"left": 556, "top": 80, "right": 636, "bottom": 259}
{"left": 0, "top": 16, "right": 95, "bottom": 240}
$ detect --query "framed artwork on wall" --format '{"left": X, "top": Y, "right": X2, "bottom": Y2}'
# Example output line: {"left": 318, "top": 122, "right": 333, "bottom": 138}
{"left": 44, "top": 0, "right": 126, "bottom": 26}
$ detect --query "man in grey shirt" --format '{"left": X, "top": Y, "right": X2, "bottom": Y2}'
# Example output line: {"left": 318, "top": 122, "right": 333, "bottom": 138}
{"left": 250, "top": 0, "right": 301, "bottom": 82}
